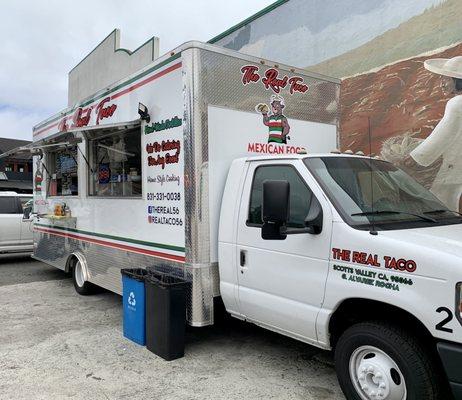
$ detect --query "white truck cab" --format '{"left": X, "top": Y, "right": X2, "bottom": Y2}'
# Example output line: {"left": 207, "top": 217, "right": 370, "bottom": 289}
{"left": 219, "top": 153, "right": 462, "bottom": 400}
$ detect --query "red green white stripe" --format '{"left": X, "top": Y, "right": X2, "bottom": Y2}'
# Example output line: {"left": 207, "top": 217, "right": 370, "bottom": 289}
{"left": 34, "top": 225, "right": 185, "bottom": 263}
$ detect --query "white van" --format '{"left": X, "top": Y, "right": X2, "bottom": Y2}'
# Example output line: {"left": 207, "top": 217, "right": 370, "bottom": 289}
{"left": 0, "top": 191, "right": 33, "bottom": 254}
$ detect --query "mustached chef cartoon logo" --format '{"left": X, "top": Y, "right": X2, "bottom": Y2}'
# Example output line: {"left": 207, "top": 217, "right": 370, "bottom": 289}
{"left": 255, "top": 95, "right": 291, "bottom": 144}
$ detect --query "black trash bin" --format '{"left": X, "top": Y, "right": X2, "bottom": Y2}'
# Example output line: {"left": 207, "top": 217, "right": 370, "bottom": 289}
{"left": 145, "top": 271, "right": 189, "bottom": 361}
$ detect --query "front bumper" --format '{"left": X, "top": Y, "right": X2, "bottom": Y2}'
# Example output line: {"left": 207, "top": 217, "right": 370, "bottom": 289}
{"left": 437, "top": 342, "right": 462, "bottom": 399}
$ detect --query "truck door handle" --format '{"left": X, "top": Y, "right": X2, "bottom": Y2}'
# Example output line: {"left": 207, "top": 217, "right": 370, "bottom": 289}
{"left": 240, "top": 250, "right": 246, "bottom": 267}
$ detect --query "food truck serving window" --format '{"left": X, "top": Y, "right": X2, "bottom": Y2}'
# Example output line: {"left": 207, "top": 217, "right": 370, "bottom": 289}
{"left": 48, "top": 146, "right": 79, "bottom": 196}
{"left": 88, "top": 128, "right": 142, "bottom": 197}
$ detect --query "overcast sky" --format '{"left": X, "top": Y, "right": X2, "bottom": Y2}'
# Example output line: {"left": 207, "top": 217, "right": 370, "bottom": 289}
{"left": 0, "top": 0, "right": 273, "bottom": 141}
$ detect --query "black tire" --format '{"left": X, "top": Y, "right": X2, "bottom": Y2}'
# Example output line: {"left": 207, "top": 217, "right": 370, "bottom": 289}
{"left": 334, "top": 321, "right": 442, "bottom": 400}
{"left": 72, "top": 260, "right": 96, "bottom": 295}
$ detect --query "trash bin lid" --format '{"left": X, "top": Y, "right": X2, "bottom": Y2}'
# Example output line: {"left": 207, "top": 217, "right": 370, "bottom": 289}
{"left": 145, "top": 270, "right": 189, "bottom": 287}
{"left": 121, "top": 268, "right": 148, "bottom": 282}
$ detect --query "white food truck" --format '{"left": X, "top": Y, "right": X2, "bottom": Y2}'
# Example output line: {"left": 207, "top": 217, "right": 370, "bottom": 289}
{"left": 26, "top": 42, "right": 462, "bottom": 400}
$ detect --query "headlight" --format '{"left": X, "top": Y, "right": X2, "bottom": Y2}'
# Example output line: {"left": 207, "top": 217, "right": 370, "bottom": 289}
{"left": 457, "top": 283, "right": 462, "bottom": 325}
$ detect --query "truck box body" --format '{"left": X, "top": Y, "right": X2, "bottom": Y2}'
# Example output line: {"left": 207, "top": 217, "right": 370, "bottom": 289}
{"left": 32, "top": 42, "right": 339, "bottom": 326}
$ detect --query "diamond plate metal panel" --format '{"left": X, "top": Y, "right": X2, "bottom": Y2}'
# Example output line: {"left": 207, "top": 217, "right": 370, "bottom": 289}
{"left": 185, "top": 47, "right": 339, "bottom": 263}
{"left": 181, "top": 47, "right": 339, "bottom": 326}
{"left": 34, "top": 231, "right": 183, "bottom": 295}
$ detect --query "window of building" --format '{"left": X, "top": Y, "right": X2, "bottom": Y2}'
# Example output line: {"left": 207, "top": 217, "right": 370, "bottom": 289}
{"left": 47, "top": 146, "right": 79, "bottom": 196}
{"left": 248, "top": 165, "right": 313, "bottom": 228}
{"left": 4, "top": 164, "right": 13, "bottom": 172}
{"left": 88, "top": 128, "right": 142, "bottom": 197}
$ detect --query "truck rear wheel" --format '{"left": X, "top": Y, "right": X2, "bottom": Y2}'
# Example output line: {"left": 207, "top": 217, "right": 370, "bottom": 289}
{"left": 72, "top": 259, "right": 95, "bottom": 295}
{"left": 334, "top": 322, "right": 441, "bottom": 400}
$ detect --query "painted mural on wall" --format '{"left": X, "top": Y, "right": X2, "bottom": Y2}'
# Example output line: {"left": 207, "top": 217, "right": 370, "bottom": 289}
{"left": 410, "top": 57, "right": 462, "bottom": 210}
{"left": 213, "top": 0, "right": 462, "bottom": 210}
{"left": 342, "top": 48, "right": 462, "bottom": 211}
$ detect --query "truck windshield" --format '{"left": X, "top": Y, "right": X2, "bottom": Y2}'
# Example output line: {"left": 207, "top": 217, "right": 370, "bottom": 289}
{"left": 304, "top": 156, "right": 462, "bottom": 230}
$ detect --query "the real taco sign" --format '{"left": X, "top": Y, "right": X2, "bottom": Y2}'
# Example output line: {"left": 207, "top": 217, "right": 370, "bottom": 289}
{"left": 240, "top": 65, "right": 309, "bottom": 94}
{"left": 239, "top": 65, "right": 311, "bottom": 155}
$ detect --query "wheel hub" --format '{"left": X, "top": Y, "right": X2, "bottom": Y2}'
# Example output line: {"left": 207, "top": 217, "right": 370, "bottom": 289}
{"left": 75, "top": 261, "right": 85, "bottom": 288}
{"left": 357, "top": 358, "right": 390, "bottom": 399}
{"left": 349, "top": 346, "right": 406, "bottom": 400}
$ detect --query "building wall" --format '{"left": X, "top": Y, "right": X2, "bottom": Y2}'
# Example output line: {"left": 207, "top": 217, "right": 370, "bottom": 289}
{"left": 0, "top": 158, "right": 33, "bottom": 193}
{"left": 68, "top": 29, "right": 159, "bottom": 106}
{"left": 0, "top": 158, "right": 31, "bottom": 173}
{"left": 212, "top": 0, "right": 462, "bottom": 210}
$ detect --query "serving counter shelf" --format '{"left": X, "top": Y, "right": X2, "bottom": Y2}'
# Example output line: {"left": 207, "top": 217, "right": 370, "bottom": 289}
{"left": 38, "top": 215, "right": 77, "bottom": 229}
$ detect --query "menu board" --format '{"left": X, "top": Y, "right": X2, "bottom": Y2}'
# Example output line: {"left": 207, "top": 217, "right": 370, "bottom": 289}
{"left": 142, "top": 67, "right": 185, "bottom": 253}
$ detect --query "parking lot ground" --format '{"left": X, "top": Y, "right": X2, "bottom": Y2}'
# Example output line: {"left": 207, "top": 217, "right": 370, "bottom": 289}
{"left": 0, "top": 254, "right": 64, "bottom": 287}
{"left": 0, "top": 255, "right": 344, "bottom": 400}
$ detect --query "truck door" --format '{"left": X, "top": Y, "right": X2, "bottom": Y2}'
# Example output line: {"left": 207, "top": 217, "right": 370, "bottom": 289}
{"left": 236, "top": 160, "right": 332, "bottom": 343}
{"left": 0, "top": 196, "right": 22, "bottom": 248}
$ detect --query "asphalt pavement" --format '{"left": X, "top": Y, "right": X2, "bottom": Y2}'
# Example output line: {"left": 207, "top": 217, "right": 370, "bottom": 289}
{"left": 0, "top": 254, "right": 64, "bottom": 287}
{"left": 0, "top": 254, "right": 344, "bottom": 400}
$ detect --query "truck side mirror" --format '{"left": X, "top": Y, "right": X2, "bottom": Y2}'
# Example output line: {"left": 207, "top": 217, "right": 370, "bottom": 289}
{"left": 304, "top": 196, "right": 323, "bottom": 234}
{"left": 261, "top": 180, "right": 289, "bottom": 240}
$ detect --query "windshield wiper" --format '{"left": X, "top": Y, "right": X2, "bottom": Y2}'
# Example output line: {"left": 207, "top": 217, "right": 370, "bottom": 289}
{"left": 424, "top": 209, "right": 462, "bottom": 217}
{"left": 351, "top": 210, "right": 437, "bottom": 223}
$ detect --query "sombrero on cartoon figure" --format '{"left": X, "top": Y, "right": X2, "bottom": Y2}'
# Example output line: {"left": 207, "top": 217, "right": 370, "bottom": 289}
{"left": 270, "top": 94, "right": 285, "bottom": 108}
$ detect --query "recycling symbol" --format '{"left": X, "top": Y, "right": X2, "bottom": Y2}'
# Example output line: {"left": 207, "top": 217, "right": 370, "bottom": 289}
{"left": 128, "top": 292, "right": 136, "bottom": 307}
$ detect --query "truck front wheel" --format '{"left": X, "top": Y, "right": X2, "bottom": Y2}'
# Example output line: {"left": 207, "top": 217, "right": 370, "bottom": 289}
{"left": 334, "top": 322, "right": 441, "bottom": 400}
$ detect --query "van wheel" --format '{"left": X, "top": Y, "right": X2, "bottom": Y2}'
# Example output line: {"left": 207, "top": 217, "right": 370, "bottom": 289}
{"left": 72, "top": 259, "right": 95, "bottom": 295}
{"left": 334, "top": 322, "right": 440, "bottom": 400}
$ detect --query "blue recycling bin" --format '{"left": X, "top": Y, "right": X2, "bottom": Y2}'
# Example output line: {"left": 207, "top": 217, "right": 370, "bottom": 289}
{"left": 121, "top": 269, "right": 147, "bottom": 345}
